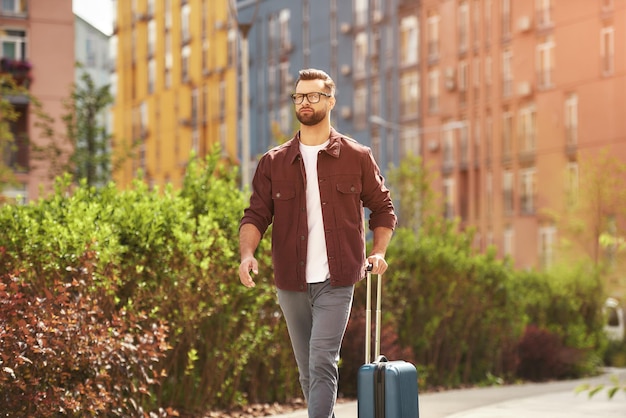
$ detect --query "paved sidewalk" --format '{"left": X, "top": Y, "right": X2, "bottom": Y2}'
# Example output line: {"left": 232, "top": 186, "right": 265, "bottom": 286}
{"left": 271, "top": 368, "right": 626, "bottom": 418}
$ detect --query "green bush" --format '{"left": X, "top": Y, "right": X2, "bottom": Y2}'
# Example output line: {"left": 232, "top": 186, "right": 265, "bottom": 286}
{"left": 383, "top": 223, "right": 521, "bottom": 388}
{"left": 0, "top": 149, "right": 300, "bottom": 415}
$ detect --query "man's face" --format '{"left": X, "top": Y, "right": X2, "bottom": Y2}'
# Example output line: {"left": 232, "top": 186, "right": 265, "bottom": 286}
{"left": 294, "top": 79, "right": 335, "bottom": 126}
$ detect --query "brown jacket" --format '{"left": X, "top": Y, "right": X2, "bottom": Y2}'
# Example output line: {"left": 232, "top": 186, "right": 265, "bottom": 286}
{"left": 240, "top": 128, "right": 396, "bottom": 291}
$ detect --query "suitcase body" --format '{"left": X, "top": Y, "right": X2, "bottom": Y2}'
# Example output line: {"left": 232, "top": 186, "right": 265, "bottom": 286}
{"left": 357, "top": 267, "right": 419, "bottom": 418}
{"left": 357, "top": 358, "right": 419, "bottom": 418}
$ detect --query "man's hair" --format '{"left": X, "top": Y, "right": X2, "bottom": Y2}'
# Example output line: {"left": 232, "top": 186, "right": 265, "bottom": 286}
{"left": 295, "top": 68, "right": 336, "bottom": 96}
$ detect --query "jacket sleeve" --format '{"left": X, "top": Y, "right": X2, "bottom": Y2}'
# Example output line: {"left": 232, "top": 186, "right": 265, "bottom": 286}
{"left": 361, "top": 149, "right": 397, "bottom": 231}
{"left": 240, "top": 154, "right": 274, "bottom": 236}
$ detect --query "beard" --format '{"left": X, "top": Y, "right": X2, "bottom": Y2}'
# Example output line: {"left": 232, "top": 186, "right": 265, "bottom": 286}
{"left": 296, "top": 107, "right": 326, "bottom": 126}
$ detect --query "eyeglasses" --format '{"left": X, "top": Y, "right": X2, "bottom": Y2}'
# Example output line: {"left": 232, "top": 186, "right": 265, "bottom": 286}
{"left": 290, "top": 91, "right": 332, "bottom": 104}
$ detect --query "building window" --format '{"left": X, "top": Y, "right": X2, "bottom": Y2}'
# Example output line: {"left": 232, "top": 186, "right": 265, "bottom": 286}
{"left": 536, "top": 0, "right": 553, "bottom": 28}
{"left": 502, "top": 49, "right": 512, "bottom": 97}
{"left": 427, "top": 12, "right": 440, "bottom": 62}
{"left": 566, "top": 162, "right": 579, "bottom": 205}
{"left": 473, "top": 58, "right": 480, "bottom": 100}
{"left": 486, "top": 171, "right": 493, "bottom": 216}
{"left": 354, "top": 83, "right": 367, "bottom": 129}
{"left": 371, "top": 79, "right": 381, "bottom": 121}
{"left": 503, "top": 225, "right": 514, "bottom": 257}
{"left": 458, "top": 60, "right": 468, "bottom": 104}
{"left": 502, "top": 111, "right": 513, "bottom": 160}
{"left": 428, "top": 70, "right": 439, "bottom": 113}
{"left": 472, "top": 0, "right": 480, "bottom": 50}
{"left": 443, "top": 127, "right": 455, "bottom": 169}
{"left": 400, "top": 71, "right": 419, "bottom": 119}
{"left": 148, "top": 58, "right": 155, "bottom": 93}
{"left": 354, "top": 0, "right": 367, "bottom": 27}
{"left": 503, "top": 170, "right": 514, "bottom": 215}
{"left": 443, "top": 177, "right": 455, "bottom": 219}
{"left": 181, "top": 4, "right": 191, "bottom": 44}
{"left": 0, "top": 29, "right": 26, "bottom": 60}
{"left": 148, "top": 20, "right": 156, "bottom": 58}
{"left": 601, "top": 26, "right": 614, "bottom": 76}
{"left": 400, "top": 15, "right": 418, "bottom": 66}
{"left": 181, "top": 45, "right": 191, "bottom": 83}
{"left": 564, "top": 93, "right": 578, "bottom": 148}
{"left": 164, "top": 0, "right": 171, "bottom": 29}
{"left": 164, "top": 32, "right": 172, "bottom": 88}
{"left": 520, "top": 168, "right": 536, "bottom": 214}
{"left": 0, "top": 0, "right": 27, "bottom": 15}
{"left": 279, "top": 9, "right": 291, "bottom": 52}
{"left": 485, "top": 115, "right": 493, "bottom": 163}
{"left": 459, "top": 122, "right": 469, "bottom": 165}
{"left": 485, "top": 55, "right": 492, "bottom": 98}
{"left": 484, "top": 0, "right": 492, "bottom": 47}
{"left": 458, "top": 1, "right": 469, "bottom": 54}
{"left": 537, "top": 36, "right": 554, "bottom": 88}
{"left": 401, "top": 125, "right": 420, "bottom": 159}
{"left": 539, "top": 225, "right": 556, "bottom": 269}
{"left": 501, "top": 0, "right": 511, "bottom": 39}
{"left": 518, "top": 105, "right": 536, "bottom": 154}
{"left": 354, "top": 32, "right": 368, "bottom": 78}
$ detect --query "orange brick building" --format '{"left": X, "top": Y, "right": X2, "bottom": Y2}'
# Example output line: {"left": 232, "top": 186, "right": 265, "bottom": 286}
{"left": 419, "top": 0, "right": 626, "bottom": 278}
{"left": 1, "top": 0, "right": 75, "bottom": 202}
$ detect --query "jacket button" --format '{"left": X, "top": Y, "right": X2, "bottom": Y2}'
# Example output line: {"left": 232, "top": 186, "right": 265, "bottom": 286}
{"left": 300, "top": 235, "right": 305, "bottom": 240}
{"left": 276, "top": 192, "right": 281, "bottom": 198}
{"left": 350, "top": 186, "right": 356, "bottom": 192}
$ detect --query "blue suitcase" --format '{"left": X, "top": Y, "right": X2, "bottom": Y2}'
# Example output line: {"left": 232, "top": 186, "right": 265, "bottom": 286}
{"left": 357, "top": 268, "right": 419, "bottom": 418}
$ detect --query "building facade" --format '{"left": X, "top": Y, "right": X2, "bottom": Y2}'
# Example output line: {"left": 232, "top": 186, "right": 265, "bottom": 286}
{"left": 236, "top": 0, "right": 418, "bottom": 183}
{"left": 237, "top": 0, "right": 626, "bottom": 274}
{"left": 0, "top": 0, "right": 75, "bottom": 202}
{"left": 419, "top": 0, "right": 626, "bottom": 271}
{"left": 111, "top": 0, "right": 239, "bottom": 189}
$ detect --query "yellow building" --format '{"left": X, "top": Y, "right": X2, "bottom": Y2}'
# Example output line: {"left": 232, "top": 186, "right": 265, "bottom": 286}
{"left": 111, "top": 0, "right": 238, "bottom": 189}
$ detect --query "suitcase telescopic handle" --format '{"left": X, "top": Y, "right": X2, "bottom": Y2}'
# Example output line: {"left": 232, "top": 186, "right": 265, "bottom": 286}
{"left": 365, "top": 264, "right": 383, "bottom": 364}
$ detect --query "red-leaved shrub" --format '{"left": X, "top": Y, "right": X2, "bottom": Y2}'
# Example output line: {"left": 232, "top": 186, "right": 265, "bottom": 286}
{"left": 0, "top": 252, "right": 176, "bottom": 417}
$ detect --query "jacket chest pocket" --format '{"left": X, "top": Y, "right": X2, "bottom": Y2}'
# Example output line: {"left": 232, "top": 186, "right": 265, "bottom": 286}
{"left": 272, "top": 182, "right": 297, "bottom": 214}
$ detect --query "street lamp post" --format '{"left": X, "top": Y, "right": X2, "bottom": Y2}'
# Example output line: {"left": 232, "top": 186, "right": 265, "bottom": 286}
{"left": 229, "top": 0, "right": 259, "bottom": 190}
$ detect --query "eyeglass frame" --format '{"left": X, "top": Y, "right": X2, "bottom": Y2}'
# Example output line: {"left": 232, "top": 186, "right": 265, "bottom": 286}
{"left": 290, "top": 91, "right": 333, "bottom": 104}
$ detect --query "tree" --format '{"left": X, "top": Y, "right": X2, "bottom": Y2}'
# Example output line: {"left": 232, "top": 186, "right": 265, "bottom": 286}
{"left": 0, "top": 76, "right": 26, "bottom": 200}
{"left": 63, "top": 68, "right": 114, "bottom": 187}
{"left": 553, "top": 150, "right": 626, "bottom": 291}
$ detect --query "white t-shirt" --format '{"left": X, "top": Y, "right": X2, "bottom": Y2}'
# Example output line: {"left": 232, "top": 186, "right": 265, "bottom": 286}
{"left": 299, "top": 140, "right": 330, "bottom": 283}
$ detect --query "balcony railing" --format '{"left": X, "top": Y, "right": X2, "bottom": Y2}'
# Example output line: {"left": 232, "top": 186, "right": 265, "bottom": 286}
{"left": 0, "top": 58, "right": 32, "bottom": 88}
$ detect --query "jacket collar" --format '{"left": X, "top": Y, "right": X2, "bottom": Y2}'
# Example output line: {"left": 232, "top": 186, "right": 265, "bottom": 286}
{"left": 287, "top": 127, "right": 342, "bottom": 164}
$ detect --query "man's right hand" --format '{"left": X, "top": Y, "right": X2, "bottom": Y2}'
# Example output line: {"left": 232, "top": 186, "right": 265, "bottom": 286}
{"left": 239, "top": 256, "right": 258, "bottom": 288}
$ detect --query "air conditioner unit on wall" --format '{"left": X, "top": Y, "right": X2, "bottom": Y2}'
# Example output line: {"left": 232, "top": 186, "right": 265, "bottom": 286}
{"left": 340, "top": 22, "right": 352, "bottom": 34}
{"left": 517, "top": 16, "right": 532, "bottom": 32}
{"left": 517, "top": 81, "right": 532, "bottom": 96}
{"left": 444, "top": 67, "right": 456, "bottom": 91}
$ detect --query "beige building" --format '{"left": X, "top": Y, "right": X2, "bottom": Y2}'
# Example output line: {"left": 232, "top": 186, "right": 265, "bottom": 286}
{"left": 419, "top": 0, "right": 626, "bottom": 275}
{"left": 111, "top": 0, "right": 238, "bottom": 189}
{"left": 1, "top": 0, "right": 75, "bottom": 202}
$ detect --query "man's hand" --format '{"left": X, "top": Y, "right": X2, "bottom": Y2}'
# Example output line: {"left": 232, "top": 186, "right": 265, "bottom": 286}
{"left": 366, "top": 253, "right": 388, "bottom": 275}
{"left": 239, "top": 256, "right": 258, "bottom": 288}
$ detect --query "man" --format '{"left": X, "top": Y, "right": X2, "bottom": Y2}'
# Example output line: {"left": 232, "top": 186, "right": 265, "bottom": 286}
{"left": 239, "top": 68, "right": 396, "bottom": 418}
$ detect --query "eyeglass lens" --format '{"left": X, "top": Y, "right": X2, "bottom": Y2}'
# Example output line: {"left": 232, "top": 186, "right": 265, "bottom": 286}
{"left": 292, "top": 92, "right": 321, "bottom": 104}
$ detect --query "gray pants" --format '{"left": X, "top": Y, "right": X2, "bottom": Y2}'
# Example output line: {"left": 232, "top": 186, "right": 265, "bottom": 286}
{"left": 277, "top": 280, "right": 354, "bottom": 418}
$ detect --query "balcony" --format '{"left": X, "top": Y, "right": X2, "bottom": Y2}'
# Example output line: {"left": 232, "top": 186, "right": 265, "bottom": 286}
{"left": 0, "top": 58, "right": 32, "bottom": 88}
